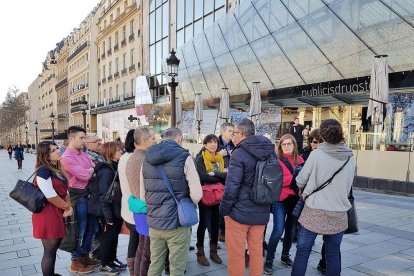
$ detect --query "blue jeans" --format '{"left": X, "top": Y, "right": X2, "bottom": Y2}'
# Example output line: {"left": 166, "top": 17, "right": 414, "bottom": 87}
{"left": 266, "top": 197, "right": 297, "bottom": 261}
{"left": 291, "top": 225, "right": 343, "bottom": 276}
{"left": 72, "top": 197, "right": 99, "bottom": 259}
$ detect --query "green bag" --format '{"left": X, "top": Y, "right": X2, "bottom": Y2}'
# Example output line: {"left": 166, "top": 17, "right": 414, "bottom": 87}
{"left": 128, "top": 195, "right": 146, "bottom": 214}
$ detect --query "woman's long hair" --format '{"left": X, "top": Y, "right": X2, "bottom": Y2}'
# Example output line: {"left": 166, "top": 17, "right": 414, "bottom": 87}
{"left": 277, "top": 134, "right": 299, "bottom": 164}
{"left": 35, "top": 141, "right": 66, "bottom": 179}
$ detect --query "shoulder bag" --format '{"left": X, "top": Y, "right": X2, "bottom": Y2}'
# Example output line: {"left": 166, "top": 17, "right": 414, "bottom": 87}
{"left": 292, "top": 156, "right": 351, "bottom": 218}
{"left": 104, "top": 171, "right": 121, "bottom": 203}
{"left": 157, "top": 165, "right": 198, "bottom": 227}
{"left": 9, "top": 170, "right": 46, "bottom": 213}
{"left": 59, "top": 212, "right": 79, "bottom": 252}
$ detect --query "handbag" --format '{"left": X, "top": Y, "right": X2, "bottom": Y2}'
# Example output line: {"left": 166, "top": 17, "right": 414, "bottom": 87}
{"left": 292, "top": 156, "right": 351, "bottom": 218}
{"left": 201, "top": 183, "right": 224, "bottom": 206}
{"left": 59, "top": 212, "right": 79, "bottom": 252}
{"left": 157, "top": 165, "right": 198, "bottom": 227}
{"left": 345, "top": 189, "right": 358, "bottom": 233}
{"left": 104, "top": 171, "right": 121, "bottom": 203}
{"left": 9, "top": 171, "right": 46, "bottom": 213}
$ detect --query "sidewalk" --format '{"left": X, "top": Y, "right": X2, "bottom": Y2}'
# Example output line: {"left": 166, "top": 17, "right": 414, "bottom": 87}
{"left": 0, "top": 150, "right": 414, "bottom": 275}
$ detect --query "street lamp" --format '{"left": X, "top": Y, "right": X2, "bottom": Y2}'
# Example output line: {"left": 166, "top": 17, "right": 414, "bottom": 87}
{"left": 25, "top": 125, "right": 29, "bottom": 152}
{"left": 166, "top": 49, "right": 180, "bottom": 128}
{"left": 79, "top": 96, "right": 88, "bottom": 131}
{"left": 50, "top": 113, "right": 55, "bottom": 143}
{"left": 34, "top": 120, "right": 39, "bottom": 146}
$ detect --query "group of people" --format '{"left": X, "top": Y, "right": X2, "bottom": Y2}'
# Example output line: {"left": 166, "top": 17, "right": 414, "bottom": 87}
{"left": 30, "top": 117, "right": 355, "bottom": 276}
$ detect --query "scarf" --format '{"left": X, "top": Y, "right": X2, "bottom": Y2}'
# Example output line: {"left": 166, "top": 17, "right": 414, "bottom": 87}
{"left": 202, "top": 150, "right": 224, "bottom": 173}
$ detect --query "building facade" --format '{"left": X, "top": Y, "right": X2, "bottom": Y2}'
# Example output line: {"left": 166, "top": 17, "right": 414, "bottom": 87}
{"left": 92, "top": 0, "right": 143, "bottom": 141}
{"left": 38, "top": 51, "right": 58, "bottom": 141}
{"left": 55, "top": 38, "right": 70, "bottom": 136}
{"left": 28, "top": 78, "right": 41, "bottom": 145}
{"left": 67, "top": 4, "right": 101, "bottom": 133}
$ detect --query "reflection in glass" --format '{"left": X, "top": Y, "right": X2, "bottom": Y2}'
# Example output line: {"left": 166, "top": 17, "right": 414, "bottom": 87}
{"left": 215, "top": 0, "right": 226, "bottom": 8}
{"left": 195, "top": 0, "right": 203, "bottom": 20}
{"left": 156, "top": 7, "right": 162, "bottom": 41}
{"left": 204, "top": 13, "right": 214, "bottom": 29}
{"left": 204, "top": 0, "right": 213, "bottom": 14}
{"left": 194, "top": 19, "right": 203, "bottom": 37}
{"left": 177, "top": 0, "right": 184, "bottom": 29}
{"left": 156, "top": 43, "right": 162, "bottom": 74}
{"left": 163, "top": 2, "right": 169, "bottom": 38}
{"left": 185, "top": 24, "right": 193, "bottom": 42}
{"left": 151, "top": 46, "right": 157, "bottom": 75}
{"left": 150, "top": 12, "right": 155, "bottom": 44}
{"left": 177, "top": 30, "right": 185, "bottom": 49}
{"left": 186, "top": 0, "right": 193, "bottom": 25}
{"left": 215, "top": 7, "right": 226, "bottom": 21}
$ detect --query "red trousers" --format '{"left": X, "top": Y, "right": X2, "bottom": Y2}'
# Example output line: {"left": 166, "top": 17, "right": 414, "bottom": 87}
{"left": 225, "top": 216, "right": 265, "bottom": 276}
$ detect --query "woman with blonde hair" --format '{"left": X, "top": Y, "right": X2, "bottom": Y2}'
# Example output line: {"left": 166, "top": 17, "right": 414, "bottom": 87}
{"left": 264, "top": 134, "right": 304, "bottom": 275}
{"left": 32, "top": 141, "right": 73, "bottom": 276}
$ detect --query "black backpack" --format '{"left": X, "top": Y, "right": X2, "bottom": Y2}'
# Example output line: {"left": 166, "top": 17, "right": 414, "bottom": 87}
{"left": 250, "top": 154, "right": 284, "bottom": 205}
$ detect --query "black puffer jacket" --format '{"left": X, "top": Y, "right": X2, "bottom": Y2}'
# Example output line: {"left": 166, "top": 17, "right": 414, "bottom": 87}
{"left": 91, "top": 161, "right": 121, "bottom": 223}
{"left": 219, "top": 135, "right": 275, "bottom": 225}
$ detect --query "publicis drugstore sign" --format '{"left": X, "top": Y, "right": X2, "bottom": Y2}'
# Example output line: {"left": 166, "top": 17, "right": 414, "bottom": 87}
{"left": 300, "top": 78, "right": 370, "bottom": 97}
{"left": 268, "top": 76, "right": 371, "bottom": 99}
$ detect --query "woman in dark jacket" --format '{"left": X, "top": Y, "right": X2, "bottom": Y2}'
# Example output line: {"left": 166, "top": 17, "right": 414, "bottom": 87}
{"left": 14, "top": 143, "right": 24, "bottom": 169}
{"left": 94, "top": 141, "right": 125, "bottom": 274}
{"left": 195, "top": 134, "right": 227, "bottom": 267}
{"left": 300, "top": 129, "right": 322, "bottom": 162}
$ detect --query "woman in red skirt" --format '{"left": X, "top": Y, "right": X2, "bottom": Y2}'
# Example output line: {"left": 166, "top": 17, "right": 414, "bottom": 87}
{"left": 32, "top": 141, "right": 73, "bottom": 276}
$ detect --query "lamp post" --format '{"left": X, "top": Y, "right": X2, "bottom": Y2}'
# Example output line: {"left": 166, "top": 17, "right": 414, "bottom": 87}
{"left": 50, "top": 113, "right": 55, "bottom": 143}
{"left": 166, "top": 49, "right": 180, "bottom": 128}
{"left": 25, "top": 125, "right": 29, "bottom": 152}
{"left": 34, "top": 120, "right": 39, "bottom": 146}
{"left": 79, "top": 96, "right": 88, "bottom": 131}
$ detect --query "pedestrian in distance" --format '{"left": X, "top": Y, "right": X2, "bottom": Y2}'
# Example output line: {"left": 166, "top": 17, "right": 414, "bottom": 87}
{"left": 220, "top": 119, "right": 275, "bottom": 276}
{"left": 195, "top": 134, "right": 227, "bottom": 266}
{"left": 61, "top": 126, "right": 98, "bottom": 274}
{"left": 264, "top": 134, "right": 304, "bottom": 275}
{"left": 32, "top": 141, "right": 73, "bottom": 276}
{"left": 289, "top": 118, "right": 305, "bottom": 154}
{"left": 126, "top": 127, "right": 156, "bottom": 276}
{"left": 142, "top": 128, "right": 202, "bottom": 276}
{"left": 93, "top": 141, "right": 126, "bottom": 274}
{"left": 14, "top": 142, "right": 25, "bottom": 169}
{"left": 7, "top": 144, "right": 13, "bottom": 160}
{"left": 291, "top": 119, "right": 356, "bottom": 276}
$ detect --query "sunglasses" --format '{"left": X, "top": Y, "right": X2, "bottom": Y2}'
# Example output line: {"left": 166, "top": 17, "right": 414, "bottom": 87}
{"left": 311, "top": 140, "right": 319, "bottom": 144}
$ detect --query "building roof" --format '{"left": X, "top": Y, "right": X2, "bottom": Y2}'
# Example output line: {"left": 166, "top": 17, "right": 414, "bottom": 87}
{"left": 173, "top": 0, "right": 414, "bottom": 104}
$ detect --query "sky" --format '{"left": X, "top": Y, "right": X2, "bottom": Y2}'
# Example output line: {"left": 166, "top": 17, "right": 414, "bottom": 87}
{"left": 0, "top": 0, "right": 100, "bottom": 102}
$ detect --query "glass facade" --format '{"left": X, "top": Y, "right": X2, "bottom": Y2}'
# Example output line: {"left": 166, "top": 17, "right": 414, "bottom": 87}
{"left": 174, "top": 0, "right": 414, "bottom": 103}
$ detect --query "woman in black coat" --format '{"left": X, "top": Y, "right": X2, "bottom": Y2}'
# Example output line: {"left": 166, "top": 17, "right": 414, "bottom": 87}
{"left": 195, "top": 134, "right": 227, "bottom": 267}
{"left": 14, "top": 143, "right": 24, "bottom": 169}
{"left": 94, "top": 142, "right": 125, "bottom": 274}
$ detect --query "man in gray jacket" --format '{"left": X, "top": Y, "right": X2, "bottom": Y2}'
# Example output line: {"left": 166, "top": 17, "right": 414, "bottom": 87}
{"left": 140, "top": 128, "right": 202, "bottom": 275}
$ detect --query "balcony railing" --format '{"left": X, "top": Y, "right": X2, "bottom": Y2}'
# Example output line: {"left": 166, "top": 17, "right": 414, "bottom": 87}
{"left": 129, "top": 64, "right": 136, "bottom": 72}
{"left": 58, "top": 113, "right": 69, "bottom": 119}
{"left": 121, "top": 68, "right": 127, "bottom": 75}
{"left": 124, "top": 94, "right": 135, "bottom": 101}
{"left": 108, "top": 75, "right": 113, "bottom": 81}
{"left": 109, "top": 97, "right": 121, "bottom": 105}
{"left": 107, "top": 49, "right": 112, "bottom": 56}
{"left": 55, "top": 78, "right": 68, "bottom": 90}
{"left": 121, "top": 39, "right": 126, "bottom": 47}
{"left": 114, "top": 72, "right": 120, "bottom": 78}
{"left": 129, "top": 33, "right": 135, "bottom": 42}
{"left": 114, "top": 44, "right": 119, "bottom": 52}
{"left": 67, "top": 42, "right": 88, "bottom": 62}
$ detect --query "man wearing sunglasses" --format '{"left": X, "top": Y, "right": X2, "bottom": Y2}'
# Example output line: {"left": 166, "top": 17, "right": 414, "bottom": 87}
{"left": 86, "top": 135, "right": 105, "bottom": 164}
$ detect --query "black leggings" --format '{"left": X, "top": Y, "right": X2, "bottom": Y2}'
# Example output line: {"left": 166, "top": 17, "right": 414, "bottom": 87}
{"left": 196, "top": 201, "right": 219, "bottom": 246}
{"left": 125, "top": 222, "right": 140, "bottom": 258}
{"left": 41, "top": 239, "right": 62, "bottom": 276}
